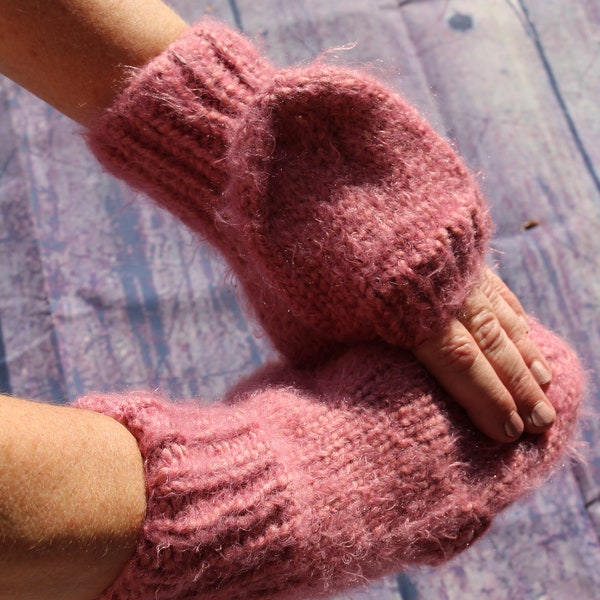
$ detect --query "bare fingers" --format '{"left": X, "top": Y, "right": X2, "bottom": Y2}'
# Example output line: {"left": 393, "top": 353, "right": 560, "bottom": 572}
{"left": 414, "top": 268, "right": 554, "bottom": 443}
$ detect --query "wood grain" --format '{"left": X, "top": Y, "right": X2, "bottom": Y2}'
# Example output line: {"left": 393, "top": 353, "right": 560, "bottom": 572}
{"left": 0, "top": 1, "right": 598, "bottom": 598}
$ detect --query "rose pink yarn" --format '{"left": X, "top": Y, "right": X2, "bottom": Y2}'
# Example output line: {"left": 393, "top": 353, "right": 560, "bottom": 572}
{"left": 77, "top": 319, "right": 583, "bottom": 600}
{"left": 80, "top": 18, "right": 585, "bottom": 600}
{"left": 87, "top": 18, "right": 491, "bottom": 364}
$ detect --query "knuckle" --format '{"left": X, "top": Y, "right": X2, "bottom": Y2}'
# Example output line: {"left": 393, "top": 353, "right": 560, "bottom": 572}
{"left": 504, "top": 311, "right": 529, "bottom": 339}
{"left": 478, "top": 273, "right": 497, "bottom": 300}
{"left": 503, "top": 368, "right": 536, "bottom": 402}
{"left": 470, "top": 311, "right": 505, "bottom": 354}
{"left": 508, "top": 323, "right": 527, "bottom": 341}
{"left": 434, "top": 333, "right": 480, "bottom": 373}
{"left": 484, "top": 388, "right": 515, "bottom": 413}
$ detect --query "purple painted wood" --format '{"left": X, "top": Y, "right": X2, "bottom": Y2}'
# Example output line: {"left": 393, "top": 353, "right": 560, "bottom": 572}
{"left": 0, "top": 85, "right": 67, "bottom": 401}
{"left": 0, "top": 1, "right": 598, "bottom": 598}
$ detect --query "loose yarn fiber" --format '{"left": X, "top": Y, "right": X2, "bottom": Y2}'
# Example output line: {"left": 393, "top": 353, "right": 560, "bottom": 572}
{"left": 88, "top": 18, "right": 491, "bottom": 364}
{"left": 78, "top": 319, "right": 582, "bottom": 600}
{"left": 81, "top": 17, "right": 585, "bottom": 600}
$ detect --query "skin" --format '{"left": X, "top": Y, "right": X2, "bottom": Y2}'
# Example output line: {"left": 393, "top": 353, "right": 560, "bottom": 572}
{"left": 415, "top": 268, "right": 554, "bottom": 441}
{"left": 0, "top": 0, "right": 188, "bottom": 124}
{"left": 0, "top": 0, "right": 555, "bottom": 597}
{"left": 0, "top": 395, "right": 146, "bottom": 600}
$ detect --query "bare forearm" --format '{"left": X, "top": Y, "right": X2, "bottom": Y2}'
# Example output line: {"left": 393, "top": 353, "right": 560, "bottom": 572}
{"left": 0, "top": 394, "right": 146, "bottom": 600}
{"left": 0, "top": 0, "right": 187, "bottom": 123}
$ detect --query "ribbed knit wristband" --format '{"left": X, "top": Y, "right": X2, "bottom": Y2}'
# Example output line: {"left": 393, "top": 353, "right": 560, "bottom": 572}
{"left": 88, "top": 18, "right": 492, "bottom": 364}
{"left": 77, "top": 320, "right": 582, "bottom": 600}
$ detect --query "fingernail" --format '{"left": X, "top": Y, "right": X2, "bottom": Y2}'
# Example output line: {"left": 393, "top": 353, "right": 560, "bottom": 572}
{"left": 531, "top": 401, "right": 556, "bottom": 428}
{"left": 531, "top": 360, "right": 552, "bottom": 386}
{"left": 504, "top": 411, "right": 524, "bottom": 439}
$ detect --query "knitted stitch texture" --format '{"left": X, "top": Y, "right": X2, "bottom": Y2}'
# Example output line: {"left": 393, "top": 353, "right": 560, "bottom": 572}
{"left": 82, "top": 18, "right": 585, "bottom": 600}
{"left": 87, "top": 18, "right": 492, "bottom": 364}
{"left": 77, "top": 319, "right": 583, "bottom": 600}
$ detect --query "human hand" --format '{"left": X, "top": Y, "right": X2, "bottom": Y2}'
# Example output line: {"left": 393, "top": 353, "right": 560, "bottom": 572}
{"left": 414, "top": 268, "right": 555, "bottom": 442}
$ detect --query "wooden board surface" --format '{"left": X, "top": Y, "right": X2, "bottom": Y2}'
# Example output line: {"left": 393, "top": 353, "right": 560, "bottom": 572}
{"left": 0, "top": 1, "right": 598, "bottom": 598}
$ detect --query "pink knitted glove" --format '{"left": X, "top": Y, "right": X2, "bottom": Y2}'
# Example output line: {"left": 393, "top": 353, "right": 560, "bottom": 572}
{"left": 77, "top": 319, "right": 582, "bottom": 600}
{"left": 87, "top": 18, "right": 491, "bottom": 364}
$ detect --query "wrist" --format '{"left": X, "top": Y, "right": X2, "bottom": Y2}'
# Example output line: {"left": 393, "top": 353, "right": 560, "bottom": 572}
{"left": 0, "top": 0, "right": 187, "bottom": 123}
{"left": 0, "top": 395, "right": 146, "bottom": 600}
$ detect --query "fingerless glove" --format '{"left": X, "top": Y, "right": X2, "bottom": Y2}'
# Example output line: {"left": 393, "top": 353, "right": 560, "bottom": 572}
{"left": 77, "top": 320, "right": 582, "bottom": 600}
{"left": 87, "top": 18, "right": 492, "bottom": 364}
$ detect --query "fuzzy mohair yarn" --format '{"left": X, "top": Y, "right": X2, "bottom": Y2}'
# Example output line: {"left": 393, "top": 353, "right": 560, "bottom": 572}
{"left": 77, "top": 319, "right": 583, "bottom": 600}
{"left": 81, "top": 17, "right": 585, "bottom": 600}
{"left": 87, "top": 18, "right": 491, "bottom": 364}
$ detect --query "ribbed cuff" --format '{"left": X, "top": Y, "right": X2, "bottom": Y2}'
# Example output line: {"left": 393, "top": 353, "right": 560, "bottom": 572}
{"left": 75, "top": 391, "right": 308, "bottom": 600}
{"left": 86, "top": 18, "right": 273, "bottom": 256}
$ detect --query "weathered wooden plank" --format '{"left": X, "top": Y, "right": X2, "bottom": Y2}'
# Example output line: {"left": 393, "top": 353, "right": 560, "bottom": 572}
{"left": 398, "top": 0, "right": 599, "bottom": 224}
{"left": 507, "top": 0, "right": 600, "bottom": 530}
{"left": 169, "top": 0, "right": 234, "bottom": 25}
{"left": 238, "top": 0, "right": 444, "bottom": 121}
{"left": 519, "top": 0, "right": 600, "bottom": 186}
{"left": 0, "top": 83, "right": 68, "bottom": 402}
